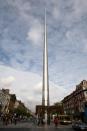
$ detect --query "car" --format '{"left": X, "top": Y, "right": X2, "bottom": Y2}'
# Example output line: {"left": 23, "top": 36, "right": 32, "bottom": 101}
{"left": 72, "top": 121, "right": 87, "bottom": 130}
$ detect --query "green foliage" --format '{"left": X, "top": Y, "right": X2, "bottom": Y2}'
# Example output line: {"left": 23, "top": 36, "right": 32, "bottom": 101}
{"left": 14, "top": 106, "right": 30, "bottom": 117}
{"left": 14, "top": 107, "right": 25, "bottom": 115}
{"left": 26, "top": 113, "right": 31, "bottom": 117}
{"left": 54, "top": 102, "right": 62, "bottom": 106}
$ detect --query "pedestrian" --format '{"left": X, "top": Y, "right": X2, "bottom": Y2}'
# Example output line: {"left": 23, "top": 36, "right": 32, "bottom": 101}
{"left": 13, "top": 113, "right": 17, "bottom": 125}
{"left": 2, "top": 114, "right": 5, "bottom": 125}
{"left": 54, "top": 116, "right": 59, "bottom": 127}
{"left": 37, "top": 117, "right": 40, "bottom": 126}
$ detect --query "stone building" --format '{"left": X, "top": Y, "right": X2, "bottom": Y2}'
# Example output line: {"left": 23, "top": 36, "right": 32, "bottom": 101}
{"left": 0, "top": 89, "right": 10, "bottom": 114}
{"left": 62, "top": 80, "right": 87, "bottom": 116}
{"left": 36, "top": 103, "right": 64, "bottom": 118}
{"left": 14, "top": 100, "right": 19, "bottom": 109}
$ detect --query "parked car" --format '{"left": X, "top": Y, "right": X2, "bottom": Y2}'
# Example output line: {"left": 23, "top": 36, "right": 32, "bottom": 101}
{"left": 72, "top": 121, "right": 87, "bottom": 130}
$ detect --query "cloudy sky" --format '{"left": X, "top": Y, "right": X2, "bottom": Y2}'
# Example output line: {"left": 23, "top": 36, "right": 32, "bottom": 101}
{"left": 0, "top": 0, "right": 87, "bottom": 111}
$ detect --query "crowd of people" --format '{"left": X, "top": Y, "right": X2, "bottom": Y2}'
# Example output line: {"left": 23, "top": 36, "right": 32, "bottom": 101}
{"left": 0, "top": 113, "right": 19, "bottom": 126}
{"left": 0, "top": 113, "right": 60, "bottom": 127}
{"left": 33, "top": 115, "right": 59, "bottom": 127}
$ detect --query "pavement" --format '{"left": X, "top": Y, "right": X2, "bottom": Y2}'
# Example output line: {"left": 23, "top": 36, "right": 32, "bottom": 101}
{"left": 0, "top": 121, "right": 74, "bottom": 131}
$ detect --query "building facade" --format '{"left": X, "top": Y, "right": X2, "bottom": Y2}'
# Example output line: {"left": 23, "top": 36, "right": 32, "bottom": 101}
{"left": 0, "top": 89, "right": 10, "bottom": 114}
{"left": 62, "top": 80, "right": 87, "bottom": 116}
{"left": 14, "top": 100, "right": 19, "bottom": 109}
{"left": 36, "top": 104, "right": 64, "bottom": 118}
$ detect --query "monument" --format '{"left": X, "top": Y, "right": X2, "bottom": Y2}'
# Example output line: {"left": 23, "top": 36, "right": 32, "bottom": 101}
{"left": 36, "top": 9, "right": 50, "bottom": 124}
{"left": 42, "top": 9, "right": 49, "bottom": 123}
{"left": 35, "top": 10, "right": 64, "bottom": 124}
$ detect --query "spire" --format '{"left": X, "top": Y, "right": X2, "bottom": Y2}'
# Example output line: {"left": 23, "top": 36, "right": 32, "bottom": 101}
{"left": 42, "top": 8, "right": 49, "bottom": 107}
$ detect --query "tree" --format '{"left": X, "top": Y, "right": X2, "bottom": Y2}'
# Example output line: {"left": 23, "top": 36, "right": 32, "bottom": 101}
{"left": 9, "top": 94, "right": 16, "bottom": 113}
{"left": 14, "top": 104, "right": 30, "bottom": 117}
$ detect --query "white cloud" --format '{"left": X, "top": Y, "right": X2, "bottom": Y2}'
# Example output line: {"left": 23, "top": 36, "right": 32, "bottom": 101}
{"left": 65, "top": 31, "right": 71, "bottom": 40}
{"left": 0, "top": 76, "right": 15, "bottom": 87}
{"left": 73, "top": 0, "right": 87, "bottom": 17}
{"left": 7, "top": 0, "right": 31, "bottom": 15}
{"left": 1, "top": 38, "right": 21, "bottom": 54}
{"left": 34, "top": 82, "right": 42, "bottom": 94}
{"left": 7, "top": 0, "right": 33, "bottom": 26}
{"left": 82, "top": 39, "right": 87, "bottom": 53}
{"left": 51, "top": 0, "right": 60, "bottom": 19}
{"left": 1, "top": 76, "right": 15, "bottom": 84}
{"left": 51, "top": 0, "right": 87, "bottom": 27}
{"left": 0, "top": 65, "right": 68, "bottom": 112}
{"left": 52, "top": 7, "right": 60, "bottom": 19}
{"left": 27, "top": 21, "right": 43, "bottom": 46}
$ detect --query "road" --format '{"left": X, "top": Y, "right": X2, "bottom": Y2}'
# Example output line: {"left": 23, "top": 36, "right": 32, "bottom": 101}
{"left": 0, "top": 121, "right": 74, "bottom": 131}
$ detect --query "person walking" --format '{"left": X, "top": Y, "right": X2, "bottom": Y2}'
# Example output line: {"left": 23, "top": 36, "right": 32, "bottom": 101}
{"left": 54, "top": 116, "right": 59, "bottom": 127}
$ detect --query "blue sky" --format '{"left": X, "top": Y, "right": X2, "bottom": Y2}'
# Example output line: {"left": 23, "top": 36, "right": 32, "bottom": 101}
{"left": 0, "top": 0, "right": 87, "bottom": 110}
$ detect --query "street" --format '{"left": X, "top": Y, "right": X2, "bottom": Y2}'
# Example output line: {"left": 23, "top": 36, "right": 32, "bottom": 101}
{"left": 0, "top": 121, "right": 74, "bottom": 131}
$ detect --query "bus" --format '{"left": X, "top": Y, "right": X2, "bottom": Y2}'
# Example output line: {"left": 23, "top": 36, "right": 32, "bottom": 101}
{"left": 58, "top": 115, "right": 72, "bottom": 125}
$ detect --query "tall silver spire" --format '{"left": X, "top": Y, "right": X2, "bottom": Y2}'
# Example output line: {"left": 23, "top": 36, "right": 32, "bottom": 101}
{"left": 42, "top": 9, "right": 49, "bottom": 107}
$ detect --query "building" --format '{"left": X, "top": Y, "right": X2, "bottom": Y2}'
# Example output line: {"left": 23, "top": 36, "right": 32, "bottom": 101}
{"left": 0, "top": 88, "right": 31, "bottom": 117}
{"left": 0, "top": 89, "right": 10, "bottom": 114}
{"left": 14, "top": 100, "right": 19, "bottom": 109}
{"left": 62, "top": 80, "right": 87, "bottom": 117}
{"left": 36, "top": 104, "right": 64, "bottom": 118}
{"left": 8, "top": 94, "right": 16, "bottom": 113}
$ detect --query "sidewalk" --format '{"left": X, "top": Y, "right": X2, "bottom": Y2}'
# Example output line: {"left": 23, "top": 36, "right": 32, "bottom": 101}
{"left": 0, "top": 120, "right": 72, "bottom": 129}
